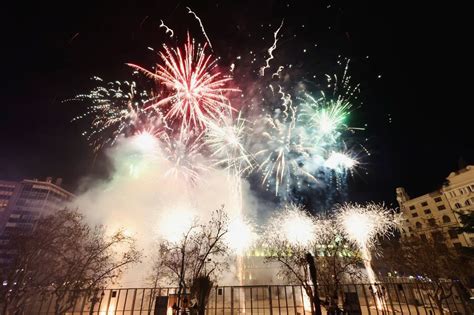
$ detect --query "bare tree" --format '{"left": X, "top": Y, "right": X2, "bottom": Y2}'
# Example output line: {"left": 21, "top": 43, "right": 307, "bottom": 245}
{"left": 314, "top": 228, "right": 363, "bottom": 313}
{"left": 151, "top": 207, "right": 230, "bottom": 315}
{"left": 377, "top": 235, "right": 473, "bottom": 314}
{"left": 0, "top": 209, "right": 141, "bottom": 314}
{"left": 264, "top": 217, "right": 362, "bottom": 315}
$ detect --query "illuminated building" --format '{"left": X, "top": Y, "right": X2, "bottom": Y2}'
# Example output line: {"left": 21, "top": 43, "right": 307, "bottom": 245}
{"left": 396, "top": 165, "right": 474, "bottom": 248}
{"left": 0, "top": 177, "right": 74, "bottom": 235}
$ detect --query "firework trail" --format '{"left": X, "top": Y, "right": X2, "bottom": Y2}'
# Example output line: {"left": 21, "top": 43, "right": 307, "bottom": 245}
{"left": 127, "top": 35, "right": 238, "bottom": 135}
{"left": 336, "top": 203, "right": 398, "bottom": 310}
{"left": 159, "top": 19, "right": 174, "bottom": 38}
{"left": 259, "top": 19, "right": 284, "bottom": 76}
{"left": 186, "top": 7, "right": 213, "bottom": 50}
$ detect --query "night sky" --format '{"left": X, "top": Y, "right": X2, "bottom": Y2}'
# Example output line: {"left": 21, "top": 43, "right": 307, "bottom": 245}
{"left": 0, "top": 0, "right": 471, "bottom": 206}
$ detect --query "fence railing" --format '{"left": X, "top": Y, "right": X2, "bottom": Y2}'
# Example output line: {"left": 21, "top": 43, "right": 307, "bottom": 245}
{"left": 8, "top": 281, "right": 474, "bottom": 315}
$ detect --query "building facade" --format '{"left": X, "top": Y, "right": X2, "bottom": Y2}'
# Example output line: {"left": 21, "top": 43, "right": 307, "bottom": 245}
{"left": 0, "top": 177, "right": 74, "bottom": 235}
{"left": 396, "top": 165, "right": 474, "bottom": 248}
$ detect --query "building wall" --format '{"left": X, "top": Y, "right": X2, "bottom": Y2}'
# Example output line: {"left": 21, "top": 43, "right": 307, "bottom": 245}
{"left": 396, "top": 165, "right": 474, "bottom": 248}
{"left": 0, "top": 178, "right": 74, "bottom": 235}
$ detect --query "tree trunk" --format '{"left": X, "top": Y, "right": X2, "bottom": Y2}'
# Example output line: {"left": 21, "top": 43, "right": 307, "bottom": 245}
{"left": 305, "top": 253, "right": 322, "bottom": 315}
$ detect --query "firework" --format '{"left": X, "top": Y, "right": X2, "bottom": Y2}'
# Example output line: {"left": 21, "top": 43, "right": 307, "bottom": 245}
{"left": 71, "top": 79, "right": 163, "bottom": 152}
{"left": 157, "top": 205, "right": 197, "bottom": 243}
{"left": 127, "top": 35, "right": 238, "bottom": 134}
{"left": 259, "top": 19, "right": 284, "bottom": 76}
{"left": 335, "top": 203, "right": 398, "bottom": 310}
{"left": 205, "top": 114, "right": 253, "bottom": 176}
{"left": 161, "top": 131, "right": 210, "bottom": 185}
{"left": 253, "top": 103, "right": 316, "bottom": 196}
{"left": 225, "top": 216, "right": 257, "bottom": 254}
{"left": 266, "top": 204, "right": 317, "bottom": 247}
{"left": 325, "top": 151, "right": 357, "bottom": 172}
{"left": 335, "top": 203, "right": 396, "bottom": 249}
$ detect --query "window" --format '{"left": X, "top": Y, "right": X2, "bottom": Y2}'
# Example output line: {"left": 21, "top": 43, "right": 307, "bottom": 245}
{"left": 448, "top": 230, "right": 458, "bottom": 239}
{"left": 428, "top": 218, "right": 437, "bottom": 227}
{"left": 468, "top": 186, "right": 473, "bottom": 192}
{"left": 437, "top": 205, "right": 446, "bottom": 210}
{"left": 455, "top": 203, "right": 462, "bottom": 209}
{"left": 412, "top": 213, "right": 418, "bottom": 218}
{"left": 408, "top": 227, "right": 413, "bottom": 232}
{"left": 409, "top": 205, "right": 415, "bottom": 210}
{"left": 442, "top": 215, "right": 451, "bottom": 223}
{"left": 459, "top": 189, "right": 464, "bottom": 195}
{"left": 466, "top": 200, "right": 471, "bottom": 206}
{"left": 421, "top": 201, "right": 428, "bottom": 207}
{"left": 416, "top": 222, "right": 422, "bottom": 229}
{"left": 434, "top": 197, "right": 442, "bottom": 202}
{"left": 420, "top": 233, "right": 427, "bottom": 241}
{"left": 424, "top": 209, "right": 431, "bottom": 214}
{"left": 453, "top": 243, "right": 462, "bottom": 249}
{"left": 431, "top": 231, "right": 443, "bottom": 242}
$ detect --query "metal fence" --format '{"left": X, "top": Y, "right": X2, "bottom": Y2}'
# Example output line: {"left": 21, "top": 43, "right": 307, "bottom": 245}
{"left": 12, "top": 282, "right": 474, "bottom": 315}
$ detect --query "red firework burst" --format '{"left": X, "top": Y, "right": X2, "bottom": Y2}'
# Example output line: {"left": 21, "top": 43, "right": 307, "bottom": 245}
{"left": 127, "top": 35, "right": 238, "bottom": 133}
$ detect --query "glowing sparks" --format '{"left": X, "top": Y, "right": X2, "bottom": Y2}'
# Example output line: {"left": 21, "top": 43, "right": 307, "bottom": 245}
{"left": 226, "top": 216, "right": 257, "bottom": 254}
{"left": 70, "top": 79, "right": 162, "bottom": 152}
{"left": 266, "top": 204, "right": 317, "bottom": 247}
{"left": 157, "top": 205, "right": 197, "bottom": 243}
{"left": 336, "top": 203, "right": 397, "bottom": 250}
{"left": 161, "top": 132, "right": 209, "bottom": 185}
{"left": 159, "top": 19, "right": 174, "bottom": 38}
{"left": 127, "top": 35, "right": 238, "bottom": 134}
{"left": 259, "top": 19, "right": 284, "bottom": 76}
{"left": 325, "top": 151, "right": 357, "bottom": 171}
{"left": 335, "top": 203, "right": 398, "bottom": 310}
{"left": 186, "top": 7, "right": 213, "bottom": 50}
{"left": 205, "top": 115, "right": 253, "bottom": 175}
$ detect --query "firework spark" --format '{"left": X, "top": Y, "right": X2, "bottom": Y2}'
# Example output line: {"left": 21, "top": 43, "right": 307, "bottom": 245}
{"left": 159, "top": 19, "right": 174, "bottom": 38}
{"left": 205, "top": 114, "right": 253, "bottom": 175}
{"left": 127, "top": 36, "right": 238, "bottom": 134}
{"left": 71, "top": 79, "right": 163, "bottom": 152}
{"left": 253, "top": 103, "right": 316, "bottom": 196}
{"left": 335, "top": 202, "right": 398, "bottom": 310}
{"left": 325, "top": 151, "right": 357, "bottom": 171}
{"left": 157, "top": 205, "right": 197, "bottom": 243}
{"left": 335, "top": 203, "right": 397, "bottom": 249}
{"left": 259, "top": 19, "right": 284, "bottom": 76}
{"left": 225, "top": 216, "right": 257, "bottom": 254}
{"left": 266, "top": 204, "right": 317, "bottom": 247}
{"left": 186, "top": 7, "right": 213, "bottom": 50}
{"left": 161, "top": 131, "right": 209, "bottom": 185}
